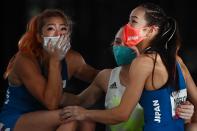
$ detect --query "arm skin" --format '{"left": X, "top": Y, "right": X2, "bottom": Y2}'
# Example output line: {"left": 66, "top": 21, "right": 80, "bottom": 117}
{"left": 77, "top": 69, "right": 110, "bottom": 107}
{"left": 177, "top": 57, "right": 197, "bottom": 130}
{"left": 80, "top": 56, "right": 197, "bottom": 125}
{"left": 59, "top": 49, "right": 100, "bottom": 107}
{"left": 66, "top": 49, "right": 100, "bottom": 83}
{"left": 14, "top": 52, "right": 62, "bottom": 110}
{"left": 60, "top": 69, "right": 110, "bottom": 108}
{"left": 60, "top": 55, "right": 153, "bottom": 124}
{"left": 10, "top": 49, "right": 98, "bottom": 110}
{"left": 62, "top": 54, "right": 197, "bottom": 124}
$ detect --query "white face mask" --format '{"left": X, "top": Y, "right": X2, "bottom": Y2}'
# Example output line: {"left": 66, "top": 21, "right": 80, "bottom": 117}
{"left": 43, "top": 36, "right": 71, "bottom": 60}
{"left": 43, "top": 36, "right": 60, "bottom": 48}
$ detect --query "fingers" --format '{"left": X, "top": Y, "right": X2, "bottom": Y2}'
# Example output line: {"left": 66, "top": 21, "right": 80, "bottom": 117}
{"left": 60, "top": 106, "right": 77, "bottom": 121}
{"left": 62, "top": 42, "right": 71, "bottom": 52}
{"left": 60, "top": 110, "right": 72, "bottom": 120}
{"left": 44, "top": 39, "right": 55, "bottom": 52}
{"left": 56, "top": 35, "right": 65, "bottom": 49}
{"left": 44, "top": 35, "right": 71, "bottom": 60}
{"left": 176, "top": 108, "right": 193, "bottom": 120}
{"left": 59, "top": 106, "right": 86, "bottom": 123}
{"left": 176, "top": 101, "right": 194, "bottom": 120}
{"left": 55, "top": 35, "right": 71, "bottom": 59}
{"left": 56, "top": 35, "right": 70, "bottom": 50}
{"left": 60, "top": 116, "right": 75, "bottom": 124}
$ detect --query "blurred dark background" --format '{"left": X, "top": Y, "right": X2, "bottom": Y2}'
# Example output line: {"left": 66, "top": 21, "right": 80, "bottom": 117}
{"left": 1, "top": 0, "right": 197, "bottom": 130}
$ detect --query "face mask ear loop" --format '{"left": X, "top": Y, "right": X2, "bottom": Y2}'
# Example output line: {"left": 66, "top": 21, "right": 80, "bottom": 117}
{"left": 142, "top": 46, "right": 151, "bottom": 54}
{"left": 162, "top": 27, "right": 171, "bottom": 37}
{"left": 163, "top": 19, "right": 177, "bottom": 50}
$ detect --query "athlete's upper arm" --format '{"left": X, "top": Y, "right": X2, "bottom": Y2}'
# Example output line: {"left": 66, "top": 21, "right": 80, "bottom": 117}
{"left": 14, "top": 54, "right": 47, "bottom": 103}
{"left": 118, "top": 56, "right": 153, "bottom": 118}
{"left": 66, "top": 49, "right": 99, "bottom": 83}
{"left": 177, "top": 56, "right": 197, "bottom": 111}
{"left": 78, "top": 69, "right": 110, "bottom": 107}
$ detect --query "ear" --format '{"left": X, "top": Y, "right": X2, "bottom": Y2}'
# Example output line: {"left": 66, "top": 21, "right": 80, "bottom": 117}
{"left": 152, "top": 25, "right": 159, "bottom": 32}
{"left": 36, "top": 33, "right": 43, "bottom": 43}
{"left": 145, "top": 26, "right": 159, "bottom": 37}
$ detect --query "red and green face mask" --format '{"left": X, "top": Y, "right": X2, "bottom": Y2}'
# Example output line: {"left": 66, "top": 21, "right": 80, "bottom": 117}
{"left": 122, "top": 23, "right": 145, "bottom": 47}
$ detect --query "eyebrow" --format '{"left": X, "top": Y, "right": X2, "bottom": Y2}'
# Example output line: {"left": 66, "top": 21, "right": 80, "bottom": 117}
{"left": 130, "top": 15, "right": 138, "bottom": 19}
{"left": 46, "top": 24, "right": 66, "bottom": 26}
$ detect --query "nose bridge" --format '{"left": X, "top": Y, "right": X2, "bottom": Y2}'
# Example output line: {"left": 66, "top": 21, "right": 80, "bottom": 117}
{"left": 55, "top": 24, "right": 66, "bottom": 36}
{"left": 54, "top": 27, "right": 61, "bottom": 36}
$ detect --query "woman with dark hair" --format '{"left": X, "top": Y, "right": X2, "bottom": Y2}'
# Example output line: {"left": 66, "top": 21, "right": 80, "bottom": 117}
{"left": 0, "top": 9, "right": 99, "bottom": 131}
{"left": 60, "top": 3, "right": 197, "bottom": 131}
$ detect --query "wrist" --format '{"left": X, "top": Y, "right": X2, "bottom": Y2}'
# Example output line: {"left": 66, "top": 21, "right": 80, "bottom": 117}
{"left": 84, "top": 110, "right": 92, "bottom": 121}
{"left": 49, "top": 58, "right": 61, "bottom": 72}
{"left": 50, "top": 56, "right": 60, "bottom": 62}
{"left": 49, "top": 57, "right": 61, "bottom": 66}
{"left": 185, "top": 119, "right": 191, "bottom": 124}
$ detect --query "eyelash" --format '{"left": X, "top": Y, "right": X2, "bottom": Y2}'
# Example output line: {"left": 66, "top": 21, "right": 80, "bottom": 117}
{"left": 61, "top": 27, "right": 67, "bottom": 31}
{"left": 132, "top": 20, "right": 137, "bottom": 23}
{"left": 47, "top": 27, "right": 54, "bottom": 31}
{"left": 46, "top": 27, "right": 67, "bottom": 31}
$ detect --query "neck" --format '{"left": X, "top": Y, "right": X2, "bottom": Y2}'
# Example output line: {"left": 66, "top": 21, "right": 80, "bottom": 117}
{"left": 121, "top": 64, "right": 130, "bottom": 75}
{"left": 137, "top": 40, "right": 151, "bottom": 54}
{"left": 136, "top": 42, "right": 144, "bottom": 54}
{"left": 119, "top": 64, "right": 130, "bottom": 86}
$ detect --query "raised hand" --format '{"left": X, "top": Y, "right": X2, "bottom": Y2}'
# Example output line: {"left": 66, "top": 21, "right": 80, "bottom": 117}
{"left": 43, "top": 35, "right": 71, "bottom": 60}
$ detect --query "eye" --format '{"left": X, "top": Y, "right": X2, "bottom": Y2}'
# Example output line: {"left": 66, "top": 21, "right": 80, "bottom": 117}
{"left": 61, "top": 27, "right": 68, "bottom": 31}
{"left": 129, "top": 16, "right": 138, "bottom": 24}
{"left": 47, "top": 27, "right": 55, "bottom": 31}
{"left": 132, "top": 20, "right": 137, "bottom": 23}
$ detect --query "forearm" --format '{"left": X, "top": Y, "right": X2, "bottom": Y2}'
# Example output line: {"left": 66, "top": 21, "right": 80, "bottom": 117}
{"left": 84, "top": 108, "right": 128, "bottom": 125}
{"left": 76, "top": 64, "right": 100, "bottom": 83}
{"left": 185, "top": 109, "right": 197, "bottom": 131}
{"left": 60, "top": 92, "right": 81, "bottom": 107}
{"left": 192, "top": 111, "right": 197, "bottom": 122}
{"left": 60, "top": 92, "right": 98, "bottom": 108}
{"left": 78, "top": 92, "right": 101, "bottom": 108}
{"left": 45, "top": 58, "right": 62, "bottom": 109}
{"left": 185, "top": 123, "right": 197, "bottom": 131}
{"left": 77, "top": 80, "right": 104, "bottom": 108}
{"left": 78, "top": 95, "right": 96, "bottom": 108}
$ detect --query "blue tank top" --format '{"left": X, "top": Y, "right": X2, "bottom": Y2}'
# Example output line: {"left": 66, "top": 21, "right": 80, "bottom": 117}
{"left": 0, "top": 60, "right": 68, "bottom": 130}
{"left": 139, "top": 63, "right": 187, "bottom": 131}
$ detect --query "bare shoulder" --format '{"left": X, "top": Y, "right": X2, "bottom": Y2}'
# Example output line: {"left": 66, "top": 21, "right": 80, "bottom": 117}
{"left": 66, "top": 49, "right": 83, "bottom": 61}
{"left": 65, "top": 49, "right": 85, "bottom": 69}
{"left": 95, "top": 69, "right": 112, "bottom": 82}
{"left": 176, "top": 55, "right": 189, "bottom": 77}
{"left": 131, "top": 54, "right": 154, "bottom": 71}
{"left": 15, "top": 52, "right": 38, "bottom": 67}
{"left": 93, "top": 69, "right": 112, "bottom": 89}
{"left": 177, "top": 56, "right": 186, "bottom": 67}
{"left": 8, "top": 52, "right": 40, "bottom": 85}
{"left": 14, "top": 52, "right": 40, "bottom": 76}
